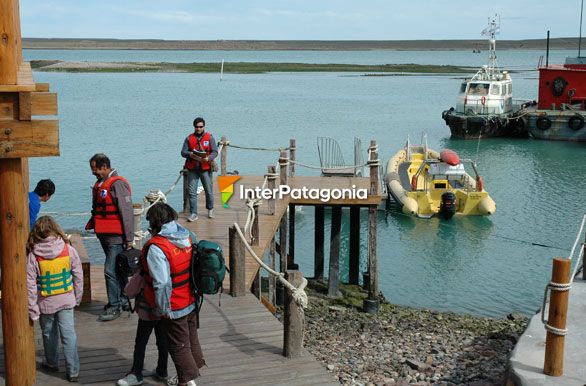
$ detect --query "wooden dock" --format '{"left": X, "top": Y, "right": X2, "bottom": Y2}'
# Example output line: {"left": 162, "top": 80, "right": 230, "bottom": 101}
{"left": 0, "top": 264, "right": 338, "bottom": 385}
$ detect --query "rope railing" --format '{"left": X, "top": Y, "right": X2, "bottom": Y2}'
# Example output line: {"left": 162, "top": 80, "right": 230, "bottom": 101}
{"left": 233, "top": 222, "right": 308, "bottom": 309}
{"left": 218, "top": 140, "right": 290, "bottom": 153}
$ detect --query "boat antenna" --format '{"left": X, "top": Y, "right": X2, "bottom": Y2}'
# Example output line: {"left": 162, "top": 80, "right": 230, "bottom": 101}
{"left": 220, "top": 59, "right": 224, "bottom": 81}
{"left": 481, "top": 14, "right": 500, "bottom": 79}
{"left": 578, "top": 0, "right": 584, "bottom": 57}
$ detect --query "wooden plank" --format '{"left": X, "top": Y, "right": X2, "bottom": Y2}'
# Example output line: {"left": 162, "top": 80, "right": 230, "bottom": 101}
{"left": 0, "top": 119, "right": 59, "bottom": 158}
{"left": 30, "top": 92, "right": 58, "bottom": 116}
{"left": 18, "top": 91, "right": 30, "bottom": 120}
{"left": 34, "top": 83, "right": 49, "bottom": 92}
{"left": 0, "top": 64, "right": 35, "bottom": 92}
{"left": 0, "top": 94, "right": 17, "bottom": 120}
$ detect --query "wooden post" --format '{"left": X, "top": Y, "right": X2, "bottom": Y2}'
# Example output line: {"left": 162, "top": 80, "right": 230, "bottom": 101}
{"left": 229, "top": 225, "right": 246, "bottom": 297}
{"left": 543, "top": 257, "right": 571, "bottom": 376}
{"left": 328, "top": 206, "right": 342, "bottom": 298}
{"left": 363, "top": 205, "right": 379, "bottom": 313}
{"left": 288, "top": 204, "right": 295, "bottom": 269}
{"left": 0, "top": 0, "right": 18, "bottom": 85}
{"left": 251, "top": 271, "right": 261, "bottom": 299}
{"left": 369, "top": 140, "right": 379, "bottom": 196}
{"left": 314, "top": 206, "right": 325, "bottom": 280}
{"left": 289, "top": 138, "right": 296, "bottom": 177}
{"left": 269, "top": 236, "right": 276, "bottom": 306}
{"left": 349, "top": 206, "right": 360, "bottom": 285}
{"left": 182, "top": 169, "right": 189, "bottom": 214}
{"left": 279, "top": 151, "right": 288, "bottom": 273}
{"left": 220, "top": 136, "right": 227, "bottom": 176}
{"left": 133, "top": 203, "right": 143, "bottom": 248}
{"left": 583, "top": 243, "right": 585, "bottom": 281}
{"left": 251, "top": 204, "right": 259, "bottom": 246}
{"left": 283, "top": 270, "right": 305, "bottom": 358}
{"left": 267, "top": 165, "right": 276, "bottom": 215}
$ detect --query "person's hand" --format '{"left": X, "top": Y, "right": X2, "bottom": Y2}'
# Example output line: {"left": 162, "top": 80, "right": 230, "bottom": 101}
{"left": 203, "top": 157, "right": 209, "bottom": 162}
{"left": 123, "top": 242, "right": 133, "bottom": 250}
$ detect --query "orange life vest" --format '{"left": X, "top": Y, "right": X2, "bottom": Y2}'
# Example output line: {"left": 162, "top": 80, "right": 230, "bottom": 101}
{"left": 90, "top": 175, "right": 131, "bottom": 235}
{"left": 184, "top": 132, "right": 212, "bottom": 171}
{"left": 141, "top": 235, "right": 196, "bottom": 312}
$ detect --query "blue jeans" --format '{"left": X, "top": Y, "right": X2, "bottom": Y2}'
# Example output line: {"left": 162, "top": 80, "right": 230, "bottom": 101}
{"left": 100, "top": 241, "right": 126, "bottom": 308}
{"left": 188, "top": 169, "right": 213, "bottom": 215}
{"left": 40, "top": 308, "right": 79, "bottom": 377}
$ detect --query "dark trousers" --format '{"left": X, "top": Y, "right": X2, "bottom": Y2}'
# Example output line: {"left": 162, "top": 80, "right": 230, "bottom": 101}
{"left": 162, "top": 310, "right": 205, "bottom": 383}
{"left": 132, "top": 319, "right": 168, "bottom": 380}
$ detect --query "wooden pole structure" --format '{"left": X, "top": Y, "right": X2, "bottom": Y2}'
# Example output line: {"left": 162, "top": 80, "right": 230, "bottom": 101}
{"left": 220, "top": 136, "right": 227, "bottom": 176}
{"left": 267, "top": 165, "right": 276, "bottom": 215}
{"left": 543, "top": 257, "right": 571, "bottom": 376}
{"left": 583, "top": 239, "right": 586, "bottom": 281}
{"left": 283, "top": 270, "right": 305, "bottom": 358}
{"left": 364, "top": 140, "right": 380, "bottom": 313}
{"left": 279, "top": 150, "right": 288, "bottom": 273}
{"left": 328, "top": 206, "right": 342, "bottom": 298}
{"left": 0, "top": 0, "right": 18, "bottom": 85}
{"left": 251, "top": 204, "right": 259, "bottom": 246}
{"left": 349, "top": 206, "right": 360, "bottom": 285}
{"left": 269, "top": 236, "right": 276, "bottom": 306}
{"left": 288, "top": 204, "right": 296, "bottom": 269}
{"left": 182, "top": 169, "right": 189, "bottom": 214}
{"left": 228, "top": 225, "right": 246, "bottom": 297}
{"left": 289, "top": 138, "right": 296, "bottom": 177}
{"left": 314, "top": 205, "right": 325, "bottom": 280}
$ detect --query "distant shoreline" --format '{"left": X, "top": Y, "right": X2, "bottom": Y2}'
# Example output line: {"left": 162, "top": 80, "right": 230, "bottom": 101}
{"left": 23, "top": 37, "right": 580, "bottom": 51}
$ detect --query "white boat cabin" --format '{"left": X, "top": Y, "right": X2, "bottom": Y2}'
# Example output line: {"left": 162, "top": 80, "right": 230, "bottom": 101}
{"left": 455, "top": 70, "right": 513, "bottom": 115}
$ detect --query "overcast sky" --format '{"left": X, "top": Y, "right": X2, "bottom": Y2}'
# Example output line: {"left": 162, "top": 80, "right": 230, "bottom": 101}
{"left": 20, "top": 0, "right": 583, "bottom": 40}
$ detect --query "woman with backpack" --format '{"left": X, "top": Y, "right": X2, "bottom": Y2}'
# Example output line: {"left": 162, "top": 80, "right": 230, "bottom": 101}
{"left": 142, "top": 203, "right": 205, "bottom": 386}
{"left": 26, "top": 216, "right": 83, "bottom": 383}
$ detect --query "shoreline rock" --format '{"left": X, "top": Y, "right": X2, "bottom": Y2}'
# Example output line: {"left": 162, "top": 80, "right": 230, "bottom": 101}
{"left": 302, "top": 280, "right": 528, "bottom": 385}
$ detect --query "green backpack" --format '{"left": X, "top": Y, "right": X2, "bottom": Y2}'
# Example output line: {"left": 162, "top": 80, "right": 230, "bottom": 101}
{"left": 191, "top": 240, "right": 227, "bottom": 296}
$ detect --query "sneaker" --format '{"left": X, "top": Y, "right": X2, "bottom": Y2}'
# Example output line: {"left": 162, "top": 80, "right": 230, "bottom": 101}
{"left": 41, "top": 362, "right": 59, "bottom": 372}
{"left": 208, "top": 209, "right": 214, "bottom": 219}
{"left": 187, "top": 214, "right": 198, "bottom": 222}
{"left": 99, "top": 306, "right": 121, "bottom": 321}
{"left": 66, "top": 374, "right": 79, "bottom": 383}
{"left": 186, "top": 381, "right": 196, "bottom": 386}
{"left": 117, "top": 373, "right": 143, "bottom": 386}
{"left": 166, "top": 376, "right": 178, "bottom": 386}
{"left": 153, "top": 372, "right": 168, "bottom": 382}
{"left": 121, "top": 302, "right": 131, "bottom": 312}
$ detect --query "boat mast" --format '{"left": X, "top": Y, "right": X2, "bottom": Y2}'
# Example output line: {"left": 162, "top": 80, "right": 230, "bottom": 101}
{"left": 481, "top": 14, "right": 500, "bottom": 80}
{"left": 579, "top": 0, "right": 584, "bottom": 57}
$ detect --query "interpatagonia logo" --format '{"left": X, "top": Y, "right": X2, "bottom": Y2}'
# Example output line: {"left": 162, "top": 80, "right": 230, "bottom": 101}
{"left": 217, "top": 175, "right": 241, "bottom": 208}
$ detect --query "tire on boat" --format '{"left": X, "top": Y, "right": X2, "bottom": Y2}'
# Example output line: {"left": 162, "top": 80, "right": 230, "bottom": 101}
{"left": 568, "top": 114, "right": 585, "bottom": 131}
{"left": 536, "top": 116, "right": 552, "bottom": 131}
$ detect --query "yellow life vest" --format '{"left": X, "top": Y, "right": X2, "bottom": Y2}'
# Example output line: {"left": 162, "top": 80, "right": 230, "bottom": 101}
{"left": 36, "top": 244, "right": 73, "bottom": 297}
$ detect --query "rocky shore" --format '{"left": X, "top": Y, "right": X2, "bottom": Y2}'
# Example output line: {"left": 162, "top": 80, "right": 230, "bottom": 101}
{"left": 302, "top": 280, "right": 528, "bottom": 386}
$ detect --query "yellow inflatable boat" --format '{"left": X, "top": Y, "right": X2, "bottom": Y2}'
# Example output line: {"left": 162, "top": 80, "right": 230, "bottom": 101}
{"left": 384, "top": 139, "right": 496, "bottom": 219}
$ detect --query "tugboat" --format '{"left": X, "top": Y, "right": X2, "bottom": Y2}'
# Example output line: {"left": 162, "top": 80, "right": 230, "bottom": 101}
{"left": 384, "top": 137, "right": 496, "bottom": 219}
{"left": 514, "top": 32, "right": 586, "bottom": 141}
{"left": 442, "top": 15, "right": 525, "bottom": 139}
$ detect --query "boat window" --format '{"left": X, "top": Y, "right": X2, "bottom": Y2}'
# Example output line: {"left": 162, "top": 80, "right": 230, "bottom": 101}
{"left": 459, "top": 83, "right": 467, "bottom": 94}
{"left": 491, "top": 85, "right": 500, "bottom": 95}
{"left": 434, "top": 182, "right": 447, "bottom": 189}
{"left": 468, "top": 83, "right": 489, "bottom": 96}
{"left": 508, "top": 83, "right": 512, "bottom": 94}
{"left": 501, "top": 85, "right": 506, "bottom": 96}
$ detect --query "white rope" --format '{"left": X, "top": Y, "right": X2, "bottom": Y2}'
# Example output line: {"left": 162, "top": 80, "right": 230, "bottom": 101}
{"left": 233, "top": 223, "right": 308, "bottom": 308}
{"left": 568, "top": 213, "right": 586, "bottom": 260}
{"left": 225, "top": 142, "right": 290, "bottom": 152}
{"left": 243, "top": 175, "right": 270, "bottom": 240}
{"left": 40, "top": 211, "right": 91, "bottom": 217}
{"left": 541, "top": 280, "right": 572, "bottom": 336}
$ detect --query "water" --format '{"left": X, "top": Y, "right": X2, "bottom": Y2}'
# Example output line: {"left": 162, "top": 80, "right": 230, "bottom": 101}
{"left": 24, "top": 49, "right": 586, "bottom": 318}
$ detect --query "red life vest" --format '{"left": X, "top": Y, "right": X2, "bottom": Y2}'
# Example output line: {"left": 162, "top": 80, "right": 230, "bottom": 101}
{"left": 141, "top": 235, "right": 196, "bottom": 312}
{"left": 184, "top": 132, "right": 212, "bottom": 171}
{"left": 90, "top": 175, "right": 131, "bottom": 235}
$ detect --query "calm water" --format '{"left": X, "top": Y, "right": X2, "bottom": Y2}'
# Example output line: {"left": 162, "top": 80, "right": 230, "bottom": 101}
{"left": 26, "top": 49, "right": 586, "bottom": 318}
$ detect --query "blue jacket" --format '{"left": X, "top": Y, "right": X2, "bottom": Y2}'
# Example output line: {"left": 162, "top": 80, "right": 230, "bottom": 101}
{"left": 29, "top": 192, "right": 41, "bottom": 230}
{"left": 146, "top": 221, "right": 196, "bottom": 319}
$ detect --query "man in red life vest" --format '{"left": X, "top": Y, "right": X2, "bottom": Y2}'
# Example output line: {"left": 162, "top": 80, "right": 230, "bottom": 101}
{"left": 181, "top": 117, "right": 218, "bottom": 222}
{"left": 87, "top": 153, "right": 134, "bottom": 321}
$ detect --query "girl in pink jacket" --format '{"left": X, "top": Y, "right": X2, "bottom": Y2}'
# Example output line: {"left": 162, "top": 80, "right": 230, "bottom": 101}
{"left": 26, "top": 216, "right": 83, "bottom": 383}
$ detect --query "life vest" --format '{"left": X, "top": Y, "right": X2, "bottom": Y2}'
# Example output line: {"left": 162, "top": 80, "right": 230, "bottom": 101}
{"left": 184, "top": 132, "right": 212, "bottom": 171}
{"left": 36, "top": 244, "right": 73, "bottom": 297}
{"left": 90, "top": 175, "right": 131, "bottom": 235}
{"left": 141, "top": 235, "right": 196, "bottom": 312}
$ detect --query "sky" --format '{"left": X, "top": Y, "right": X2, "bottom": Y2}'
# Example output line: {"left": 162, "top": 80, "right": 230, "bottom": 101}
{"left": 20, "top": 0, "right": 583, "bottom": 41}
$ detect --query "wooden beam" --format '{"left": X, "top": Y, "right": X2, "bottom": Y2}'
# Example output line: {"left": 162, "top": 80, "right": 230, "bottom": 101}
{"left": 288, "top": 204, "right": 295, "bottom": 269}
{"left": 0, "top": 119, "right": 59, "bottom": 158}
{"left": 328, "top": 206, "right": 341, "bottom": 298}
{"left": 229, "top": 225, "right": 246, "bottom": 297}
{"left": 0, "top": 158, "right": 36, "bottom": 385}
{"left": 314, "top": 205, "right": 324, "bottom": 280}
{"left": 17, "top": 91, "right": 30, "bottom": 120}
{"left": 283, "top": 270, "right": 305, "bottom": 358}
{"left": 0, "top": 93, "right": 18, "bottom": 120}
{"left": 349, "top": 206, "right": 360, "bottom": 285}
{"left": 0, "top": 0, "right": 18, "bottom": 85}
{"left": 30, "top": 92, "right": 58, "bottom": 116}
{"left": 34, "top": 83, "right": 49, "bottom": 92}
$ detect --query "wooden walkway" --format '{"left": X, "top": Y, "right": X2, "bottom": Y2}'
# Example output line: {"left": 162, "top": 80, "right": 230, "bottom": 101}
{"left": 182, "top": 175, "right": 381, "bottom": 289}
{"left": 0, "top": 265, "right": 337, "bottom": 385}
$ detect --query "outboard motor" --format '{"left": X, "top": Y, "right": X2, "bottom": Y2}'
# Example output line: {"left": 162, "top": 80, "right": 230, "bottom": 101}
{"left": 439, "top": 192, "right": 456, "bottom": 220}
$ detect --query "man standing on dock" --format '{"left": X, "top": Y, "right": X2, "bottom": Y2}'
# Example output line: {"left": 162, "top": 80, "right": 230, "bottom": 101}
{"left": 86, "top": 153, "right": 134, "bottom": 321}
{"left": 181, "top": 117, "right": 218, "bottom": 221}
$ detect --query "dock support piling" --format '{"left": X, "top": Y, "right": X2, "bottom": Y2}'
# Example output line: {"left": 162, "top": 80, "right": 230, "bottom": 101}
{"left": 133, "top": 203, "right": 143, "bottom": 248}
{"left": 364, "top": 140, "right": 380, "bottom": 313}
{"left": 269, "top": 236, "right": 276, "bottom": 306}
{"left": 289, "top": 138, "right": 296, "bottom": 177}
{"left": 251, "top": 204, "right": 259, "bottom": 246}
{"left": 349, "top": 206, "right": 360, "bottom": 285}
{"left": 279, "top": 151, "right": 288, "bottom": 274}
{"left": 288, "top": 204, "right": 296, "bottom": 269}
{"left": 284, "top": 270, "right": 305, "bottom": 358}
{"left": 229, "top": 225, "right": 246, "bottom": 297}
{"left": 267, "top": 165, "right": 276, "bottom": 215}
{"left": 314, "top": 206, "right": 325, "bottom": 281}
{"left": 328, "top": 206, "right": 342, "bottom": 298}
{"left": 543, "top": 257, "right": 571, "bottom": 376}
{"left": 251, "top": 270, "right": 261, "bottom": 299}
{"left": 220, "top": 136, "right": 227, "bottom": 176}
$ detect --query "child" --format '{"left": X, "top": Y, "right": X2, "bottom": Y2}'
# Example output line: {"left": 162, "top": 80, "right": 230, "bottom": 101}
{"left": 117, "top": 270, "right": 169, "bottom": 386}
{"left": 26, "top": 216, "right": 83, "bottom": 383}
